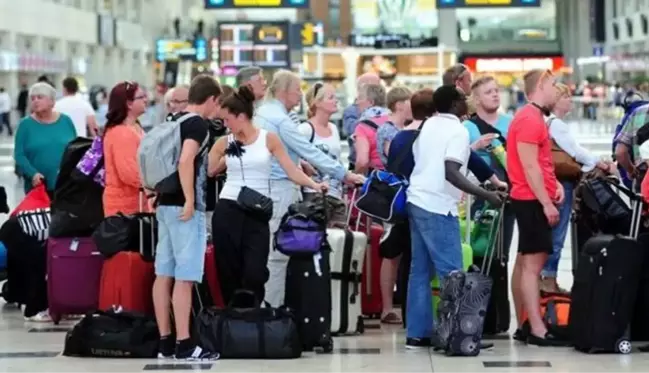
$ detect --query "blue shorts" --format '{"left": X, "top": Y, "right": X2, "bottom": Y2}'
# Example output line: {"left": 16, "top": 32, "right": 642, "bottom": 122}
{"left": 154, "top": 206, "right": 207, "bottom": 282}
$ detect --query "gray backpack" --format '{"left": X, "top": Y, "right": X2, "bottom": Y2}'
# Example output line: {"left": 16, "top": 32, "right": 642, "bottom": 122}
{"left": 138, "top": 113, "right": 208, "bottom": 193}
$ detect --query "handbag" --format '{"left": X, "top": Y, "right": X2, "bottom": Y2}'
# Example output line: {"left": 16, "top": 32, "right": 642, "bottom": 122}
{"left": 354, "top": 169, "right": 408, "bottom": 223}
{"left": 62, "top": 309, "right": 159, "bottom": 358}
{"left": 11, "top": 184, "right": 50, "bottom": 216}
{"left": 231, "top": 135, "right": 273, "bottom": 221}
{"left": 547, "top": 118, "right": 582, "bottom": 181}
{"left": 195, "top": 290, "right": 302, "bottom": 359}
{"left": 92, "top": 213, "right": 157, "bottom": 260}
{"left": 73, "top": 136, "right": 105, "bottom": 186}
{"left": 274, "top": 198, "right": 328, "bottom": 256}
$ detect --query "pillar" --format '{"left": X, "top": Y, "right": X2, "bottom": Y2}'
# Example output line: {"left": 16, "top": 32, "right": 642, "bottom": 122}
{"left": 437, "top": 9, "right": 458, "bottom": 51}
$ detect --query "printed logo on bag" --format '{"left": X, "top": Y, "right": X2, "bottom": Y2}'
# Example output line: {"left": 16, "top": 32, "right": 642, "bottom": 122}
{"left": 90, "top": 348, "right": 131, "bottom": 357}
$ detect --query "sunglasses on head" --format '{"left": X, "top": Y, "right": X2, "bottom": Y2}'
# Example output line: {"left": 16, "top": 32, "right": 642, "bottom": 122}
{"left": 313, "top": 82, "right": 324, "bottom": 97}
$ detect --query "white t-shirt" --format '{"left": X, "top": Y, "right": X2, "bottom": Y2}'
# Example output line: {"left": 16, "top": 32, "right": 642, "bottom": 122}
{"left": 54, "top": 95, "right": 95, "bottom": 137}
{"left": 0, "top": 92, "right": 10, "bottom": 113}
{"left": 407, "top": 113, "right": 470, "bottom": 216}
{"left": 297, "top": 121, "right": 343, "bottom": 199}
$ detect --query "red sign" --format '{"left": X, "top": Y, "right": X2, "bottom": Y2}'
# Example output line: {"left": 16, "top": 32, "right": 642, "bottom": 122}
{"left": 463, "top": 56, "right": 565, "bottom": 73}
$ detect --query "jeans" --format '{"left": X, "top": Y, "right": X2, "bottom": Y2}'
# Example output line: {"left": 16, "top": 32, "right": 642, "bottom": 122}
{"left": 154, "top": 206, "right": 207, "bottom": 282}
{"left": 542, "top": 181, "right": 575, "bottom": 278}
{"left": 406, "top": 203, "right": 463, "bottom": 339}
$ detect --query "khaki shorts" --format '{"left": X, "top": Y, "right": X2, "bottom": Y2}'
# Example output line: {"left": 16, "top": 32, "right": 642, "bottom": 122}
{"left": 302, "top": 193, "right": 347, "bottom": 227}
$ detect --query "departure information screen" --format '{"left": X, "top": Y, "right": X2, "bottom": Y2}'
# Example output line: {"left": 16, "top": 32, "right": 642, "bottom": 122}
{"left": 218, "top": 22, "right": 289, "bottom": 68}
{"left": 436, "top": 0, "right": 540, "bottom": 7}
{"left": 205, "top": 0, "right": 308, "bottom": 8}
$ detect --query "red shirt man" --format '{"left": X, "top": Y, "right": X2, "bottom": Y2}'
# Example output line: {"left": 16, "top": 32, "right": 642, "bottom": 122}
{"left": 507, "top": 103, "right": 558, "bottom": 200}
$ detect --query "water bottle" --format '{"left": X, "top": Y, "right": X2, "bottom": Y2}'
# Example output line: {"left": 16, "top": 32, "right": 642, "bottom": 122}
{"left": 492, "top": 144, "right": 507, "bottom": 168}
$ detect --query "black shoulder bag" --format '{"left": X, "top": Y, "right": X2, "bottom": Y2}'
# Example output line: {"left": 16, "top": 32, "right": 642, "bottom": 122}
{"left": 231, "top": 134, "right": 274, "bottom": 222}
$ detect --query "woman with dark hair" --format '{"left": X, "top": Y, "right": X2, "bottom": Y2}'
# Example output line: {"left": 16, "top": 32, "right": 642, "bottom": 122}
{"left": 207, "top": 86, "right": 328, "bottom": 305}
{"left": 102, "top": 81, "right": 149, "bottom": 216}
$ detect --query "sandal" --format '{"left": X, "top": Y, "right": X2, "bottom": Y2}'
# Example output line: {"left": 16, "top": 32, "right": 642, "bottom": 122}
{"left": 381, "top": 312, "right": 403, "bottom": 324}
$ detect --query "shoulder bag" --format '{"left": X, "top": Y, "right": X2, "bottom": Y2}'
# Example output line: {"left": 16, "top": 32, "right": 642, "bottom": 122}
{"left": 547, "top": 118, "right": 582, "bottom": 181}
{"left": 231, "top": 134, "right": 274, "bottom": 222}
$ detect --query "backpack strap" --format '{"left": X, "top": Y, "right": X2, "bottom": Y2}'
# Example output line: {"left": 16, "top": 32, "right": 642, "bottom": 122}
{"left": 307, "top": 121, "right": 316, "bottom": 143}
{"left": 359, "top": 119, "right": 379, "bottom": 131}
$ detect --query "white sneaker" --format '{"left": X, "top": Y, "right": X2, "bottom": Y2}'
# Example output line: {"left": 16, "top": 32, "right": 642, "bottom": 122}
{"left": 24, "top": 310, "right": 52, "bottom": 323}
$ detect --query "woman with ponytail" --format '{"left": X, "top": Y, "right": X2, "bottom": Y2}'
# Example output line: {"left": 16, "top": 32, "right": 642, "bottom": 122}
{"left": 208, "top": 85, "right": 328, "bottom": 305}
{"left": 102, "top": 81, "right": 150, "bottom": 216}
{"left": 297, "top": 82, "right": 346, "bottom": 227}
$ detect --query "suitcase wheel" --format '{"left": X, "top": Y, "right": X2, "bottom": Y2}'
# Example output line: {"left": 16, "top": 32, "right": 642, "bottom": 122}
{"left": 356, "top": 316, "right": 365, "bottom": 334}
{"left": 616, "top": 339, "right": 632, "bottom": 354}
{"left": 51, "top": 313, "right": 61, "bottom": 325}
{"left": 319, "top": 337, "right": 334, "bottom": 354}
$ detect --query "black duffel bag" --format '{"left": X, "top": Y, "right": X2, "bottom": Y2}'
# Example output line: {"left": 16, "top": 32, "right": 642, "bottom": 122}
{"left": 195, "top": 290, "right": 302, "bottom": 359}
{"left": 62, "top": 309, "right": 159, "bottom": 358}
{"left": 92, "top": 213, "right": 157, "bottom": 260}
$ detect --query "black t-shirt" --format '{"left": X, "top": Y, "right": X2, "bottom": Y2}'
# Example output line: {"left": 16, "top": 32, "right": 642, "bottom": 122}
{"left": 157, "top": 112, "right": 209, "bottom": 209}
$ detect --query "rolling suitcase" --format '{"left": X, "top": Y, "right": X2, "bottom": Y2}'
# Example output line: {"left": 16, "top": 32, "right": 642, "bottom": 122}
{"left": 204, "top": 242, "right": 224, "bottom": 308}
{"left": 328, "top": 228, "right": 366, "bottom": 335}
{"left": 48, "top": 236, "right": 104, "bottom": 324}
{"left": 569, "top": 183, "right": 645, "bottom": 354}
{"left": 98, "top": 191, "right": 156, "bottom": 314}
{"left": 284, "top": 251, "right": 334, "bottom": 352}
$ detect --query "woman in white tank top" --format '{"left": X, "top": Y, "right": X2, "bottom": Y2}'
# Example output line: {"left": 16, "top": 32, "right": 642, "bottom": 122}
{"left": 207, "top": 86, "right": 327, "bottom": 306}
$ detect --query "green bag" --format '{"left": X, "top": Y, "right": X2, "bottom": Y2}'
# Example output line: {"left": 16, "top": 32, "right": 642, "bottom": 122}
{"left": 471, "top": 206, "right": 502, "bottom": 257}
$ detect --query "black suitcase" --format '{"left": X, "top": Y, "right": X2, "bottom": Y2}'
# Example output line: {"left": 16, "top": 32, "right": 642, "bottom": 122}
{"left": 284, "top": 252, "right": 334, "bottom": 353}
{"left": 569, "top": 184, "right": 645, "bottom": 354}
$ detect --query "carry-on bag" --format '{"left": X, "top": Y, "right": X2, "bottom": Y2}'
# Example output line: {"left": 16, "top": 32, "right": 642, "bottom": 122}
{"left": 98, "top": 190, "right": 156, "bottom": 314}
{"left": 519, "top": 292, "right": 571, "bottom": 342}
{"left": 204, "top": 242, "right": 224, "bottom": 308}
{"left": 62, "top": 308, "right": 159, "bottom": 358}
{"left": 569, "top": 181, "right": 645, "bottom": 354}
{"left": 48, "top": 236, "right": 104, "bottom": 324}
{"left": 195, "top": 290, "right": 302, "bottom": 359}
{"left": 435, "top": 194, "right": 504, "bottom": 356}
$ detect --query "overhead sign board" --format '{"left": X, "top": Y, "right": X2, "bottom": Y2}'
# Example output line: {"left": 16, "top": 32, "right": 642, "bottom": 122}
{"left": 437, "top": 0, "right": 541, "bottom": 8}
{"left": 205, "top": 0, "right": 309, "bottom": 8}
{"left": 155, "top": 38, "right": 208, "bottom": 62}
{"left": 349, "top": 33, "right": 438, "bottom": 49}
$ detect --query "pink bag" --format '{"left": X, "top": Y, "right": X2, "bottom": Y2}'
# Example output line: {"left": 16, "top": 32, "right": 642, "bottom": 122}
{"left": 47, "top": 237, "right": 104, "bottom": 324}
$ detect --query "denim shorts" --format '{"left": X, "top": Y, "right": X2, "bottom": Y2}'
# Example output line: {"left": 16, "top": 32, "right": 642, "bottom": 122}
{"left": 154, "top": 206, "right": 207, "bottom": 282}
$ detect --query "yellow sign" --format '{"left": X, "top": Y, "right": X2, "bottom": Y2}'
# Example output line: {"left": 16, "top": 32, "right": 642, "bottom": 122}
{"left": 233, "top": 0, "right": 281, "bottom": 6}
{"left": 258, "top": 26, "right": 284, "bottom": 42}
{"left": 465, "top": 0, "right": 512, "bottom": 4}
{"left": 301, "top": 23, "right": 314, "bottom": 46}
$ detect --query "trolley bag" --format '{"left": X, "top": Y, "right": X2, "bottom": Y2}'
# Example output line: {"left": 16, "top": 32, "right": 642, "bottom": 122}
{"left": 349, "top": 195, "right": 384, "bottom": 319}
{"left": 569, "top": 184, "right": 646, "bottom": 354}
{"left": 284, "top": 250, "right": 334, "bottom": 352}
{"left": 98, "top": 191, "right": 156, "bottom": 314}
{"left": 519, "top": 292, "right": 571, "bottom": 342}
{"left": 436, "top": 263, "right": 494, "bottom": 356}
{"left": 48, "top": 236, "right": 104, "bottom": 324}
{"left": 204, "top": 243, "right": 225, "bottom": 308}
{"left": 328, "top": 209, "right": 367, "bottom": 335}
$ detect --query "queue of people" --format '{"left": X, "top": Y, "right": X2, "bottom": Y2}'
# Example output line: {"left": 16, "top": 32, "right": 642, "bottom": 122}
{"left": 5, "top": 63, "right": 612, "bottom": 359}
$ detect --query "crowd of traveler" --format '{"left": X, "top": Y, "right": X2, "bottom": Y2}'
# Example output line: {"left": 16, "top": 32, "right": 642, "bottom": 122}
{"left": 6, "top": 63, "right": 611, "bottom": 358}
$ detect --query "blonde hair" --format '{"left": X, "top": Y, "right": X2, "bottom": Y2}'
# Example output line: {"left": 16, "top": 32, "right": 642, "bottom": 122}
{"left": 265, "top": 69, "right": 301, "bottom": 100}
{"left": 471, "top": 75, "right": 496, "bottom": 92}
{"left": 305, "top": 82, "right": 327, "bottom": 118}
{"left": 386, "top": 85, "right": 412, "bottom": 112}
{"left": 443, "top": 64, "right": 469, "bottom": 86}
{"left": 554, "top": 83, "right": 571, "bottom": 97}
{"left": 523, "top": 69, "right": 552, "bottom": 97}
{"left": 358, "top": 83, "right": 387, "bottom": 108}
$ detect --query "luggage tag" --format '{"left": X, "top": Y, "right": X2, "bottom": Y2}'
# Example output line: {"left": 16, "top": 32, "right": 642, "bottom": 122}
{"left": 69, "top": 239, "right": 79, "bottom": 252}
{"left": 314, "top": 252, "right": 323, "bottom": 276}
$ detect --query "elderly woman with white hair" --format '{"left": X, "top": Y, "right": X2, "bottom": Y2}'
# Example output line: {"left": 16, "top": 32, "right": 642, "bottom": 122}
{"left": 14, "top": 82, "right": 76, "bottom": 194}
{"left": 254, "top": 69, "right": 365, "bottom": 307}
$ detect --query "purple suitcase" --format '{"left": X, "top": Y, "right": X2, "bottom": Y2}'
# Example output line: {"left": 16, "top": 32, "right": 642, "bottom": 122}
{"left": 47, "top": 237, "right": 104, "bottom": 324}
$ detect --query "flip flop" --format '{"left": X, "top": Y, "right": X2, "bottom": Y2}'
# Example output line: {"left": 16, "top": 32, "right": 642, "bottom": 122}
{"left": 381, "top": 312, "right": 402, "bottom": 324}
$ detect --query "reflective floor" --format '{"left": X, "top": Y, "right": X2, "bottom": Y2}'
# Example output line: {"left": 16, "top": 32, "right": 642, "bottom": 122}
{"left": 2, "top": 127, "right": 647, "bottom": 372}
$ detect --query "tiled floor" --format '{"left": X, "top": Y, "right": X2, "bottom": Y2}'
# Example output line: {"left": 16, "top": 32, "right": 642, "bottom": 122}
{"left": 2, "top": 130, "right": 648, "bottom": 372}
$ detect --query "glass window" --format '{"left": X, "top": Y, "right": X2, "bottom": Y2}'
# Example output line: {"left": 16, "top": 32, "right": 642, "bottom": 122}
{"left": 457, "top": 0, "right": 557, "bottom": 42}
{"left": 328, "top": 7, "right": 341, "bottom": 39}
{"left": 352, "top": 0, "right": 438, "bottom": 38}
